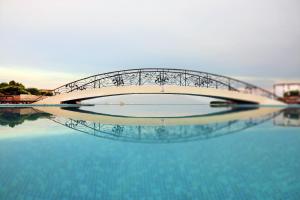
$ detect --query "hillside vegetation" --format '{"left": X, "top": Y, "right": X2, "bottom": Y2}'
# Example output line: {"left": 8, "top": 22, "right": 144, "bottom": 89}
{"left": 0, "top": 81, "right": 53, "bottom": 96}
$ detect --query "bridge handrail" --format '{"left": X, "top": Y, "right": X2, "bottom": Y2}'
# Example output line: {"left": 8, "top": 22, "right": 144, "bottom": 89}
{"left": 51, "top": 68, "right": 278, "bottom": 99}
{"left": 64, "top": 71, "right": 240, "bottom": 93}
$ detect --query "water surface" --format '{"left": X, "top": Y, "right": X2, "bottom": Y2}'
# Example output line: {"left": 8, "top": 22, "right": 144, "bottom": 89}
{"left": 0, "top": 105, "right": 299, "bottom": 200}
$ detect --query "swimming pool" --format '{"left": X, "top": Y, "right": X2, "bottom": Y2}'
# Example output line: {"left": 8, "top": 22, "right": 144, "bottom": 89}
{"left": 0, "top": 105, "right": 299, "bottom": 199}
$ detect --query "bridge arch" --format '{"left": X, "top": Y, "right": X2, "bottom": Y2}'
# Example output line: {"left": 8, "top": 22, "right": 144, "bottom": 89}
{"left": 35, "top": 68, "right": 284, "bottom": 105}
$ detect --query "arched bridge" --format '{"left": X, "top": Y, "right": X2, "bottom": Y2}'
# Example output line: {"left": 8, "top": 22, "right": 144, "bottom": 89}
{"left": 35, "top": 68, "right": 284, "bottom": 105}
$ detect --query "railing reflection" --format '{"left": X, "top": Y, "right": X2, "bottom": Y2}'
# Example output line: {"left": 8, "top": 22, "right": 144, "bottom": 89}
{"left": 2, "top": 106, "right": 298, "bottom": 142}
{"left": 50, "top": 110, "right": 280, "bottom": 143}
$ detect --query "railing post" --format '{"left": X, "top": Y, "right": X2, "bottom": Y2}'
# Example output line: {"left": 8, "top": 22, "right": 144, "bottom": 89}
{"left": 139, "top": 70, "right": 141, "bottom": 86}
{"left": 184, "top": 70, "right": 187, "bottom": 86}
{"left": 162, "top": 69, "right": 164, "bottom": 86}
{"left": 179, "top": 73, "right": 182, "bottom": 86}
{"left": 206, "top": 73, "right": 209, "bottom": 88}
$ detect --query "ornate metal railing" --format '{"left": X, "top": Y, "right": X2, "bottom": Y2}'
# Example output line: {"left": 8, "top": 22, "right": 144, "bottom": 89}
{"left": 52, "top": 68, "right": 277, "bottom": 99}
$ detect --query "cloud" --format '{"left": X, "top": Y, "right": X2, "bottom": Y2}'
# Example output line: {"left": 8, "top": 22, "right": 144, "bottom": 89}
{"left": 0, "top": 0, "right": 299, "bottom": 79}
{"left": 0, "top": 66, "right": 86, "bottom": 89}
{"left": 0, "top": 118, "right": 71, "bottom": 139}
{"left": 232, "top": 75, "right": 300, "bottom": 90}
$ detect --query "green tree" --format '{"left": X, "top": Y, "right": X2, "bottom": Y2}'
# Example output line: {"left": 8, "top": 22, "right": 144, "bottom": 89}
{"left": 0, "top": 86, "right": 29, "bottom": 95}
{"left": 0, "top": 82, "right": 9, "bottom": 88}
{"left": 0, "top": 80, "right": 52, "bottom": 96}
{"left": 9, "top": 80, "right": 25, "bottom": 89}
{"left": 40, "top": 91, "right": 53, "bottom": 96}
{"left": 284, "top": 90, "right": 300, "bottom": 97}
{"left": 9, "top": 80, "right": 16, "bottom": 85}
{"left": 26, "top": 88, "right": 41, "bottom": 95}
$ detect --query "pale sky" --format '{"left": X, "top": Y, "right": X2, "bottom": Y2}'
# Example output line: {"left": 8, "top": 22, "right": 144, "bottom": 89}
{"left": 0, "top": 0, "right": 299, "bottom": 89}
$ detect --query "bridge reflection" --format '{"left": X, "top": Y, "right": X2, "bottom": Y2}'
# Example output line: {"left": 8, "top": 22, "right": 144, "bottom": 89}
{"left": 2, "top": 106, "right": 298, "bottom": 142}
{"left": 51, "top": 113, "right": 276, "bottom": 143}
{"left": 36, "top": 106, "right": 283, "bottom": 143}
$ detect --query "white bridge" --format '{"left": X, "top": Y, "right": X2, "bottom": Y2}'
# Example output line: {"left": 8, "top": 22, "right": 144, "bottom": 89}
{"left": 35, "top": 68, "right": 285, "bottom": 105}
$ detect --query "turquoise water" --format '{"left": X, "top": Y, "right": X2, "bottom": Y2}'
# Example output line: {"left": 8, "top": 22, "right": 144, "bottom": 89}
{"left": 0, "top": 105, "right": 300, "bottom": 200}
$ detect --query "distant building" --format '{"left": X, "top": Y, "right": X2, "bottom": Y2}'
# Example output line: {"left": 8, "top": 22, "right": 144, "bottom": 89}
{"left": 273, "top": 83, "right": 300, "bottom": 97}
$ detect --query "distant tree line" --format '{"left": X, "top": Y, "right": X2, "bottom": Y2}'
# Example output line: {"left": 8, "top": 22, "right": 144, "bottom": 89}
{"left": 0, "top": 81, "right": 53, "bottom": 96}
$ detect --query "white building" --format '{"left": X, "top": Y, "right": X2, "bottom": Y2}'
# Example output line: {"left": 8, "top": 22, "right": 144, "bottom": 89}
{"left": 273, "top": 83, "right": 300, "bottom": 97}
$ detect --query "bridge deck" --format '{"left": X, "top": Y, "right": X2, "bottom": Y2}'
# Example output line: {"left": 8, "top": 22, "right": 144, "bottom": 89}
{"left": 35, "top": 85, "right": 285, "bottom": 105}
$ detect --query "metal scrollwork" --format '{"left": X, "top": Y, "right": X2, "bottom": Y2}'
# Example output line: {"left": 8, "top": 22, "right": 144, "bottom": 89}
{"left": 155, "top": 73, "right": 169, "bottom": 85}
{"left": 112, "top": 125, "right": 124, "bottom": 136}
{"left": 200, "top": 76, "right": 213, "bottom": 86}
{"left": 112, "top": 75, "right": 124, "bottom": 86}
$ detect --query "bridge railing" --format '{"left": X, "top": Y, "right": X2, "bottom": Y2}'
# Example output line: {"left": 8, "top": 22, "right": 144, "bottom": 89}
{"left": 52, "top": 68, "right": 278, "bottom": 99}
